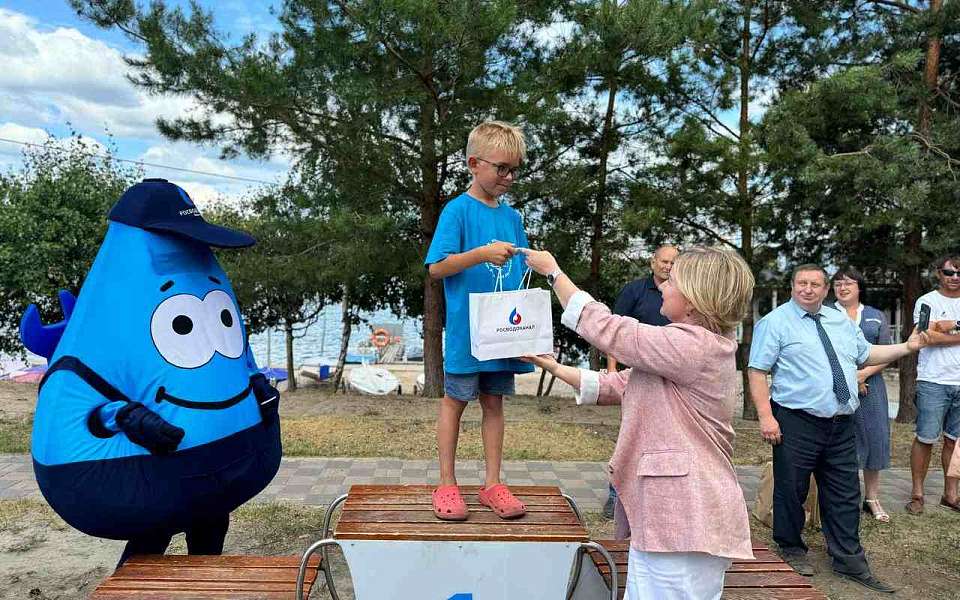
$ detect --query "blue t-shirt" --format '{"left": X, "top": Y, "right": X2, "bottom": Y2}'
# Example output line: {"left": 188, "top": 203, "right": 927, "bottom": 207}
{"left": 424, "top": 192, "right": 535, "bottom": 375}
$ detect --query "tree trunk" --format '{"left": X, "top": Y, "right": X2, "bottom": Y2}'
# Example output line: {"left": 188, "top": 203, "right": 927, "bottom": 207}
{"left": 918, "top": 0, "right": 942, "bottom": 136}
{"left": 544, "top": 344, "right": 564, "bottom": 396}
{"left": 419, "top": 74, "right": 445, "bottom": 397}
{"left": 536, "top": 367, "right": 548, "bottom": 397}
{"left": 897, "top": 242, "right": 922, "bottom": 423}
{"left": 587, "top": 75, "right": 619, "bottom": 371}
{"left": 899, "top": 0, "right": 942, "bottom": 423}
{"left": 738, "top": 0, "right": 758, "bottom": 421}
{"left": 284, "top": 318, "right": 296, "bottom": 392}
{"left": 739, "top": 314, "right": 756, "bottom": 420}
{"left": 332, "top": 286, "right": 352, "bottom": 393}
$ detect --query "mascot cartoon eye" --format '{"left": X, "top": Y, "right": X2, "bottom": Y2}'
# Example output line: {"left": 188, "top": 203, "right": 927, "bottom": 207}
{"left": 203, "top": 290, "right": 244, "bottom": 359}
{"left": 151, "top": 294, "right": 216, "bottom": 368}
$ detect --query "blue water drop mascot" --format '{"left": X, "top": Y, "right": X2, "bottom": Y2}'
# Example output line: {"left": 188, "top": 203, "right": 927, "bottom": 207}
{"left": 20, "top": 178, "right": 282, "bottom": 565}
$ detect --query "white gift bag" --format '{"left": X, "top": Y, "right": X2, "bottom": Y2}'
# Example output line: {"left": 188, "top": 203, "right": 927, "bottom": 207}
{"left": 469, "top": 268, "right": 554, "bottom": 361}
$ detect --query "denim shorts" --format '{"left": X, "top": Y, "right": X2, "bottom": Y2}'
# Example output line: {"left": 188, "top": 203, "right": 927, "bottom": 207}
{"left": 915, "top": 381, "right": 960, "bottom": 444}
{"left": 444, "top": 371, "right": 515, "bottom": 402}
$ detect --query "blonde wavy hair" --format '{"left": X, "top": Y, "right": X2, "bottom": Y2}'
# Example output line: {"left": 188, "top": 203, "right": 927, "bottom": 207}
{"left": 465, "top": 121, "right": 527, "bottom": 165}
{"left": 671, "top": 246, "right": 755, "bottom": 335}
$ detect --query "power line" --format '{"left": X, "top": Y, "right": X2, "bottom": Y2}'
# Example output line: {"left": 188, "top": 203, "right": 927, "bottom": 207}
{"left": 0, "top": 136, "right": 280, "bottom": 185}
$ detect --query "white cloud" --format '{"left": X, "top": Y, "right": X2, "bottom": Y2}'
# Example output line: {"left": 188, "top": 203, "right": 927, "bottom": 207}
{"left": 0, "top": 122, "right": 49, "bottom": 148}
{"left": 0, "top": 122, "right": 108, "bottom": 172}
{"left": 0, "top": 9, "right": 140, "bottom": 108}
{"left": 135, "top": 143, "right": 288, "bottom": 207}
{"left": 177, "top": 181, "right": 227, "bottom": 208}
{"left": 0, "top": 8, "right": 292, "bottom": 202}
{"left": 0, "top": 8, "right": 189, "bottom": 137}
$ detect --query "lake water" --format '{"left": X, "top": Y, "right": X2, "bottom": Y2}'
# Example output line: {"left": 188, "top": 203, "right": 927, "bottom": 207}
{"left": 2, "top": 305, "right": 423, "bottom": 372}
{"left": 247, "top": 305, "right": 423, "bottom": 367}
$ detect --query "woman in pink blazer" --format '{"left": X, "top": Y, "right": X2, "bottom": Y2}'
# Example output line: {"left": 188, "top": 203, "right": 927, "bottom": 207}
{"left": 520, "top": 245, "right": 754, "bottom": 600}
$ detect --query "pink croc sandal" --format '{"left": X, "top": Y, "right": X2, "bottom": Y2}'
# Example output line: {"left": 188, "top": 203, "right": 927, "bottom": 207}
{"left": 478, "top": 483, "right": 526, "bottom": 519}
{"left": 432, "top": 485, "right": 468, "bottom": 521}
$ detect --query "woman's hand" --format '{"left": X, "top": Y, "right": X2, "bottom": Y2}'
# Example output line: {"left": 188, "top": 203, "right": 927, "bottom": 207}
{"left": 906, "top": 327, "right": 930, "bottom": 352}
{"left": 521, "top": 353, "right": 582, "bottom": 392}
{"left": 520, "top": 353, "right": 559, "bottom": 374}
{"left": 518, "top": 248, "right": 559, "bottom": 276}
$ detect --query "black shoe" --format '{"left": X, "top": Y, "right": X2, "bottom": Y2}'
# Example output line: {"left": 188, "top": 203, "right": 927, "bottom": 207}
{"left": 779, "top": 552, "right": 815, "bottom": 576}
{"left": 834, "top": 570, "right": 896, "bottom": 593}
{"left": 602, "top": 495, "right": 615, "bottom": 520}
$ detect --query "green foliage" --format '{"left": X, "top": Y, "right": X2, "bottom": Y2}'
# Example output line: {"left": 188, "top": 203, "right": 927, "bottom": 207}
{"left": 516, "top": 0, "right": 699, "bottom": 363}
{"left": 70, "top": 0, "right": 562, "bottom": 391}
{"left": 760, "top": 6, "right": 960, "bottom": 274}
{"left": 0, "top": 137, "right": 140, "bottom": 356}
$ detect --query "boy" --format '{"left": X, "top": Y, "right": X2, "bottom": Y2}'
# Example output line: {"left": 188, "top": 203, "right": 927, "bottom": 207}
{"left": 424, "top": 121, "right": 533, "bottom": 520}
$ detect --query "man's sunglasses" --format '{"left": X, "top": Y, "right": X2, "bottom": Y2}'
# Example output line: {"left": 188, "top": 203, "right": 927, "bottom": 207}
{"left": 476, "top": 157, "right": 522, "bottom": 179}
{"left": 941, "top": 269, "right": 960, "bottom": 277}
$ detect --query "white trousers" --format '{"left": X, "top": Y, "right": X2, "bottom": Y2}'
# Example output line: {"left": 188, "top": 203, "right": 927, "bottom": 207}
{"left": 624, "top": 547, "right": 732, "bottom": 600}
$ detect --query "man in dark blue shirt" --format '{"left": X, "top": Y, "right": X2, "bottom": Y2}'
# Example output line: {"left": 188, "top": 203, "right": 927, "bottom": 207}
{"left": 607, "top": 245, "right": 677, "bottom": 371}
{"left": 602, "top": 244, "right": 677, "bottom": 528}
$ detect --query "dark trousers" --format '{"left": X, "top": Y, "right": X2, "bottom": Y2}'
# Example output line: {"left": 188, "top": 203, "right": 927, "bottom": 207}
{"left": 771, "top": 403, "right": 869, "bottom": 576}
{"left": 117, "top": 512, "right": 230, "bottom": 567}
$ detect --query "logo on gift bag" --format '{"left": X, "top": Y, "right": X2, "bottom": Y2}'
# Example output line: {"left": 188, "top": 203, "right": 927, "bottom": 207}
{"left": 497, "top": 307, "right": 534, "bottom": 333}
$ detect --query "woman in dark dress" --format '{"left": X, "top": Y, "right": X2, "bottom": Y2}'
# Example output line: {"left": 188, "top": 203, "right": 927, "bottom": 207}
{"left": 831, "top": 266, "right": 892, "bottom": 523}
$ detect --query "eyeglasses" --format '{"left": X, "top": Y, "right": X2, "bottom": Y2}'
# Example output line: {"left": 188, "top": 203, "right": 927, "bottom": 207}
{"left": 833, "top": 280, "right": 858, "bottom": 288}
{"left": 476, "top": 157, "right": 522, "bottom": 179}
{"left": 941, "top": 269, "right": 960, "bottom": 278}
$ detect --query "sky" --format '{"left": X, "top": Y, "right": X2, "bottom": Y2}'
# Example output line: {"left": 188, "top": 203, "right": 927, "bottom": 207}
{"left": 0, "top": 1, "right": 289, "bottom": 207}
{"left": 0, "top": 1, "right": 757, "bottom": 209}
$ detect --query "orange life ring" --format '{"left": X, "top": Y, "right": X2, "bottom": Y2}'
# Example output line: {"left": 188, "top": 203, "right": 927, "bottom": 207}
{"left": 371, "top": 328, "right": 391, "bottom": 348}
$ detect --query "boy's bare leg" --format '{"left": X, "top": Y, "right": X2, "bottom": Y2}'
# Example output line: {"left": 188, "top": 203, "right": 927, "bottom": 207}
{"left": 942, "top": 436, "right": 959, "bottom": 503}
{"left": 478, "top": 393, "right": 505, "bottom": 488}
{"left": 438, "top": 395, "right": 468, "bottom": 487}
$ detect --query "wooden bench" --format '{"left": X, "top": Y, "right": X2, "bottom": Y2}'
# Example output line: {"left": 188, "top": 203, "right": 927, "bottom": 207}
{"left": 585, "top": 540, "right": 828, "bottom": 600}
{"left": 335, "top": 484, "right": 590, "bottom": 542}
{"left": 90, "top": 554, "right": 323, "bottom": 599}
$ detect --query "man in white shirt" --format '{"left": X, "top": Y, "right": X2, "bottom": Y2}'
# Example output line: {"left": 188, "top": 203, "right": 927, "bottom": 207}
{"left": 906, "top": 255, "right": 960, "bottom": 515}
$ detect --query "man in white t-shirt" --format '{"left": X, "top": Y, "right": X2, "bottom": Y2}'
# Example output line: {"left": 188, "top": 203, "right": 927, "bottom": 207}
{"left": 906, "top": 255, "right": 960, "bottom": 515}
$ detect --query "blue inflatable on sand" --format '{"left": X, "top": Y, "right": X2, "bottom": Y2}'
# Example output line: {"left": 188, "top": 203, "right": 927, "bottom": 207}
{"left": 21, "top": 179, "right": 281, "bottom": 564}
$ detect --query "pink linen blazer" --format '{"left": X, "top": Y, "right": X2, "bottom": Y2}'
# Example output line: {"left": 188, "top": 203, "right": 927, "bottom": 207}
{"left": 573, "top": 298, "right": 753, "bottom": 560}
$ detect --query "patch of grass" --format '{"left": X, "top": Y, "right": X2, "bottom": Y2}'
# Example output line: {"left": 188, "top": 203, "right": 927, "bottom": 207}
{"left": 751, "top": 510, "right": 960, "bottom": 599}
{"left": 859, "top": 510, "right": 960, "bottom": 575}
{"left": 0, "top": 417, "right": 31, "bottom": 453}
{"left": 0, "top": 414, "right": 616, "bottom": 461}
{"left": 230, "top": 503, "right": 328, "bottom": 554}
{"left": 731, "top": 419, "right": 769, "bottom": 466}
{"left": 281, "top": 416, "right": 616, "bottom": 461}
{"left": 890, "top": 418, "right": 944, "bottom": 470}
{"left": 0, "top": 499, "right": 65, "bottom": 533}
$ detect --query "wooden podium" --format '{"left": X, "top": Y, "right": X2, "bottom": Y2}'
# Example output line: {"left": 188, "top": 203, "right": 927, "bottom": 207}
{"left": 300, "top": 484, "right": 613, "bottom": 600}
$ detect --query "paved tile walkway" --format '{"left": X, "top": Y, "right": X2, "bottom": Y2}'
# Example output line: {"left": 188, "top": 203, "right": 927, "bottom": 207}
{"left": 0, "top": 453, "right": 947, "bottom": 515}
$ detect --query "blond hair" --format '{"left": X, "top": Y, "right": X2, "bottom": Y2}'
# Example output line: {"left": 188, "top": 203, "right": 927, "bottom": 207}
{"left": 671, "top": 246, "right": 755, "bottom": 335}
{"left": 465, "top": 121, "right": 527, "bottom": 165}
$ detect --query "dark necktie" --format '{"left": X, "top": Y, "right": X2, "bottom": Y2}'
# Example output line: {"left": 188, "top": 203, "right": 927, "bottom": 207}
{"left": 805, "top": 312, "right": 851, "bottom": 405}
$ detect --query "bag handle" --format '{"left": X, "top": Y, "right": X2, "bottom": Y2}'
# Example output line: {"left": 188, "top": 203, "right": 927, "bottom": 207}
{"left": 493, "top": 266, "right": 505, "bottom": 293}
{"left": 519, "top": 267, "right": 533, "bottom": 290}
